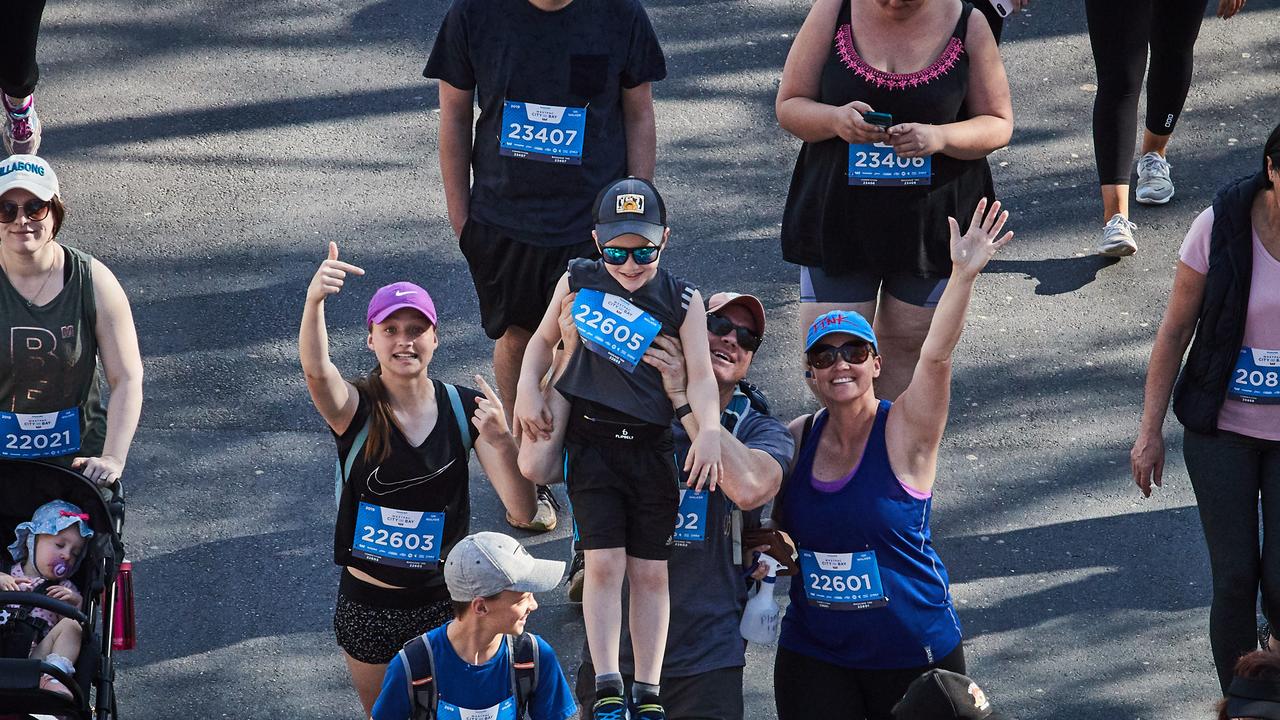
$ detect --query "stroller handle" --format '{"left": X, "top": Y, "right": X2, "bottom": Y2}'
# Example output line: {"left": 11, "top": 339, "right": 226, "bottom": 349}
{"left": 0, "top": 591, "right": 89, "bottom": 624}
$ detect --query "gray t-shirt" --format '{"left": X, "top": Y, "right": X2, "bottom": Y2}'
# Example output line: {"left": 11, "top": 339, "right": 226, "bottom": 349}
{"left": 613, "top": 391, "right": 795, "bottom": 677}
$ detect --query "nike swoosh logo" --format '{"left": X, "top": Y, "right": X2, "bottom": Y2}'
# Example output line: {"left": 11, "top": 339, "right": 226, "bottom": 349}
{"left": 394, "top": 290, "right": 417, "bottom": 297}
{"left": 365, "top": 461, "right": 455, "bottom": 495}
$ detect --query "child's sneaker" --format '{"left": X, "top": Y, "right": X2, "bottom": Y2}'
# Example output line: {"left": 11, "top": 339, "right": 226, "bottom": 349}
{"left": 631, "top": 699, "right": 667, "bottom": 720}
{"left": 592, "top": 694, "right": 628, "bottom": 720}
{"left": 39, "top": 673, "right": 73, "bottom": 698}
{"left": 3, "top": 95, "right": 41, "bottom": 156}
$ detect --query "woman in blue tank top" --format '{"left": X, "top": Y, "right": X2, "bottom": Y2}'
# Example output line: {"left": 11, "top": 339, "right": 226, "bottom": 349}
{"left": 771, "top": 198, "right": 1013, "bottom": 720}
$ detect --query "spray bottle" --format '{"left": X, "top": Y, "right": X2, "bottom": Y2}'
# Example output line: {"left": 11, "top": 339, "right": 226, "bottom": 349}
{"left": 739, "top": 554, "right": 782, "bottom": 644}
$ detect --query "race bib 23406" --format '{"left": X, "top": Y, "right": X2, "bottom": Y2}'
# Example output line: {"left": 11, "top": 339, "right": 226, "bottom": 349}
{"left": 848, "top": 142, "right": 931, "bottom": 186}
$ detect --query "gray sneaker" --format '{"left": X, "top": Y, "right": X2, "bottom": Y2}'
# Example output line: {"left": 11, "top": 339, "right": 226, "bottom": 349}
{"left": 3, "top": 95, "right": 41, "bottom": 156}
{"left": 1098, "top": 213, "right": 1137, "bottom": 257}
{"left": 506, "top": 485, "right": 559, "bottom": 533}
{"left": 1135, "top": 152, "right": 1174, "bottom": 205}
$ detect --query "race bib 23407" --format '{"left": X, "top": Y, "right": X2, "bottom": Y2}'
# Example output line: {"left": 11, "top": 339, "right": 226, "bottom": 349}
{"left": 499, "top": 101, "right": 586, "bottom": 164}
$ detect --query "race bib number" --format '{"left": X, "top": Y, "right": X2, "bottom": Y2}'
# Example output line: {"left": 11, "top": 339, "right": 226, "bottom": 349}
{"left": 0, "top": 408, "right": 80, "bottom": 459}
{"left": 437, "top": 697, "right": 517, "bottom": 720}
{"left": 352, "top": 503, "right": 444, "bottom": 569}
{"left": 674, "top": 488, "right": 708, "bottom": 544}
{"left": 799, "top": 549, "right": 888, "bottom": 610}
{"left": 848, "top": 142, "right": 931, "bottom": 186}
{"left": 499, "top": 101, "right": 586, "bottom": 164}
{"left": 1229, "top": 347, "right": 1280, "bottom": 404}
{"left": 573, "top": 288, "right": 662, "bottom": 373}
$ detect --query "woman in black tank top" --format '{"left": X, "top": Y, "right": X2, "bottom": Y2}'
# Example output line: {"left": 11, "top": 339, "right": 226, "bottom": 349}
{"left": 776, "top": 0, "right": 1011, "bottom": 400}
{"left": 0, "top": 154, "right": 143, "bottom": 487}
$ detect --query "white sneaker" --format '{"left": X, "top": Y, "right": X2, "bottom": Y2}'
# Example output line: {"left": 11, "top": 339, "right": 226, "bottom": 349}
{"left": 1135, "top": 152, "right": 1174, "bottom": 205}
{"left": 1098, "top": 213, "right": 1137, "bottom": 257}
{"left": 2, "top": 95, "right": 41, "bottom": 156}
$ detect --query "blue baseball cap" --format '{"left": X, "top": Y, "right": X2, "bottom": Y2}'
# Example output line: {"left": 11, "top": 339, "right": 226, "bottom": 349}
{"left": 805, "top": 310, "right": 877, "bottom": 352}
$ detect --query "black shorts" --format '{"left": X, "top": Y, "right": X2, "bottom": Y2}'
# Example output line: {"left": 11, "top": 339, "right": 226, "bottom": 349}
{"left": 459, "top": 219, "right": 597, "bottom": 340}
{"left": 332, "top": 569, "right": 453, "bottom": 665}
{"left": 576, "top": 660, "right": 745, "bottom": 720}
{"left": 564, "top": 404, "right": 679, "bottom": 561}
{"left": 800, "top": 265, "right": 948, "bottom": 309}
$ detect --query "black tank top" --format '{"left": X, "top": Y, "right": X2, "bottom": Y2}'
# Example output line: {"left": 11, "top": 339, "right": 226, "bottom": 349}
{"left": 331, "top": 381, "right": 482, "bottom": 592}
{"left": 0, "top": 245, "right": 108, "bottom": 464}
{"left": 556, "top": 258, "right": 693, "bottom": 426}
{"left": 780, "top": 1, "right": 995, "bottom": 278}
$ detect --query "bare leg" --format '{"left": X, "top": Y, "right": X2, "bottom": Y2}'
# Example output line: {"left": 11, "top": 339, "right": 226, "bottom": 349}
{"left": 343, "top": 651, "right": 389, "bottom": 717}
{"left": 31, "top": 618, "right": 81, "bottom": 664}
{"left": 517, "top": 385, "right": 571, "bottom": 485}
{"left": 582, "top": 547, "right": 628, "bottom": 675}
{"left": 1140, "top": 129, "right": 1173, "bottom": 158}
{"left": 494, "top": 326, "right": 533, "bottom": 427}
{"left": 626, "top": 556, "right": 670, "bottom": 685}
{"left": 872, "top": 294, "right": 937, "bottom": 401}
{"left": 1101, "top": 184, "right": 1130, "bottom": 221}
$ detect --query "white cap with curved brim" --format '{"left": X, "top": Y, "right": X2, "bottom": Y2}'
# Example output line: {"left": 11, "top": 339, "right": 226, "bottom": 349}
{"left": 444, "top": 532, "right": 566, "bottom": 602}
{"left": 0, "top": 154, "right": 59, "bottom": 201}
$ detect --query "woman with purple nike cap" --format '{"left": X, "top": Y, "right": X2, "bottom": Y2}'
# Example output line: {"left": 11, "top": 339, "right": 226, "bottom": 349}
{"left": 299, "top": 242, "right": 539, "bottom": 716}
{"left": 771, "top": 199, "right": 1012, "bottom": 720}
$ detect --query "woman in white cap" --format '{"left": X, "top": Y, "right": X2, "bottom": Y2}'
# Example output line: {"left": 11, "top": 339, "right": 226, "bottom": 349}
{"left": 771, "top": 199, "right": 1011, "bottom": 720}
{"left": 299, "top": 242, "right": 539, "bottom": 716}
{"left": 0, "top": 154, "right": 143, "bottom": 486}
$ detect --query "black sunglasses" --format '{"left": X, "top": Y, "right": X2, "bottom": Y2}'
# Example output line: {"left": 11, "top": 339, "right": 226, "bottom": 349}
{"left": 806, "top": 341, "right": 874, "bottom": 369}
{"left": 0, "top": 198, "right": 51, "bottom": 224}
{"left": 706, "top": 313, "right": 761, "bottom": 352}
{"left": 599, "top": 244, "right": 661, "bottom": 266}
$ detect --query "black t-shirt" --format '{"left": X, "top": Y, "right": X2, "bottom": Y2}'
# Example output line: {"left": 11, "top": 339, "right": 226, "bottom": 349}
{"left": 424, "top": 0, "right": 667, "bottom": 247}
{"left": 332, "top": 380, "right": 483, "bottom": 594}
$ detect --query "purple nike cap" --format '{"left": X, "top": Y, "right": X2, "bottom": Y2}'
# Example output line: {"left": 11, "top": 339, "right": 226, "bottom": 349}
{"left": 366, "top": 282, "right": 438, "bottom": 327}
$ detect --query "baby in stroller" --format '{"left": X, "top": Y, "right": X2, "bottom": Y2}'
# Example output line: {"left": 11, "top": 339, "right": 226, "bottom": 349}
{"left": 0, "top": 499, "right": 93, "bottom": 697}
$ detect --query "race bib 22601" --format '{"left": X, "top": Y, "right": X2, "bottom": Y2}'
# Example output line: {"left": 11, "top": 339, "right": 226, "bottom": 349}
{"left": 848, "top": 142, "right": 931, "bottom": 186}
{"left": 799, "top": 549, "right": 888, "bottom": 610}
{"left": 572, "top": 288, "right": 662, "bottom": 373}
{"left": 0, "top": 407, "right": 80, "bottom": 459}
{"left": 499, "top": 101, "right": 586, "bottom": 164}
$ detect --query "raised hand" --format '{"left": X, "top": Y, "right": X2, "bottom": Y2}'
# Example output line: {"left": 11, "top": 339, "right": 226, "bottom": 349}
{"left": 471, "top": 374, "right": 511, "bottom": 443}
{"left": 949, "top": 198, "right": 1013, "bottom": 280}
{"left": 306, "top": 242, "right": 365, "bottom": 305}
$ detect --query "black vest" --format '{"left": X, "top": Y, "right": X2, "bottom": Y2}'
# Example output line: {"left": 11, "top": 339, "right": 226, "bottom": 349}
{"left": 1171, "top": 171, "right": 1269, "bottom": 434}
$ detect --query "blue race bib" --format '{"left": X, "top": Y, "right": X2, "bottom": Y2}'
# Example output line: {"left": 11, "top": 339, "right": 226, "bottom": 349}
{"left": 1229, "top": 347, "right": 1280, "bottom": 404}
{"left": 437, "top": 697, "right": 517, "bottom": 720}
{"left": 799, "top": 549, "right": 888, "bottom": 610}
{"left": 499, "top": 101, "right": 587, "bottom": 165}
{"left": 847, "top": 142, "right": 931, "bottom": 186}
{"left": 0, "top": 408, "right": 80, "bottom": 459}
{"left": 351, "top": 503, "right": 445, "bottom": 569}
{"left": 674, "top": 488, "right": 708, "bottom": 544}
{"left": 572, "top": 288, "right": 662, "bottom": 374}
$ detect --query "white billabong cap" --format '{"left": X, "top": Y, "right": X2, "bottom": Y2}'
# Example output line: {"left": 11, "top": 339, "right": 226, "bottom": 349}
{"left": 0, "top": 154, "right": 59, "bottom": 201}
{"left": 444, "top": 532, "right": 566, "bottom": 602}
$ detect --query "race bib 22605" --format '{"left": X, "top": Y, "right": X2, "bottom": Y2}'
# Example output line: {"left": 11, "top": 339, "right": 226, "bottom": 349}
{"left": 573, "top": 288, "right": 662, "bottom": 373}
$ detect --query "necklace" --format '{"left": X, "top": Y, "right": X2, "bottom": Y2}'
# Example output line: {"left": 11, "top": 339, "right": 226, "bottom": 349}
{"left": 0, "top": 246, "right": 59, "bottom": 308}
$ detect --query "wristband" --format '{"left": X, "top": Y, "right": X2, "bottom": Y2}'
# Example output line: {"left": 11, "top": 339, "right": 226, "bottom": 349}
{"left": 674, "top": 404, "right": 693, "bottom": 420}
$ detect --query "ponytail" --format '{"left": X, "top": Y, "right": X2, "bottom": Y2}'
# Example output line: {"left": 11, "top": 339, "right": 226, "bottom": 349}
{"left": 353, "top": 366, "right": 395, "bottom": 465}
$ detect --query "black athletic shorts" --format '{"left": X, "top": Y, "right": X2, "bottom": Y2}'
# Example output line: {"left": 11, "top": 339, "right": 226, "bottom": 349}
{"left": 459, "top": 219, "right": 597, "bottom": 340}
{"left": 800, "top": 265, "right": 948, "bottom": 309}
{"left": 564, "top": 401, "right": 679, "bottom": 561}
{"left": 332, "top": 569, "right": 452, "bottom": 665}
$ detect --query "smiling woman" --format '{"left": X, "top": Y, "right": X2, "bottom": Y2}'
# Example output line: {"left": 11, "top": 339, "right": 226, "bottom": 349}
{"left": 0, "top": 154, "right": 143, "bottom": 488}
{"left": 297, "top": 242, "right": 539, "bottom": 716}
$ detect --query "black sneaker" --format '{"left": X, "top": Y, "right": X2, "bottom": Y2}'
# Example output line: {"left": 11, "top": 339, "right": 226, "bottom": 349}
{"left": 567, "top": 550, "right": 585, "bottom": 603}
{"left": 631, "top": 698, "right": 666, "bottom": 720}
{"left": 593, "top": 695, "right": 628, "bottom": 720}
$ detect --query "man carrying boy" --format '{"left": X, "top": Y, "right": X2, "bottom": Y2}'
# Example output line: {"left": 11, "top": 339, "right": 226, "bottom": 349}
{"left": 370, "top": 532, "right": 577, "bottom": 720}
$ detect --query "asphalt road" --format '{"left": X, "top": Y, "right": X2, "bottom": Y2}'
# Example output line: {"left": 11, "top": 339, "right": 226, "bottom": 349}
{"left": 17, "top": 0, "right": 1280, "bottom": 717}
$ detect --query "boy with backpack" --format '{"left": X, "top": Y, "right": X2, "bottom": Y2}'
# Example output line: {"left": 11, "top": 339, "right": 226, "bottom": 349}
{"left": 370, "top": 532, "right": 576, "bottom": 720}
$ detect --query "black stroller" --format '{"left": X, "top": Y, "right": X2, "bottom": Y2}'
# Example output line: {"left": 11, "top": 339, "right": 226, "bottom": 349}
{"left": 0, "top": 459, "right": 128, "bottom": 719}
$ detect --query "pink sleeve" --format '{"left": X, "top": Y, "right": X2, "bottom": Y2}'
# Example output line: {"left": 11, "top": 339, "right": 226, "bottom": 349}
{"left": 1177, "top": 207, "right": 1214, "bottom": 274}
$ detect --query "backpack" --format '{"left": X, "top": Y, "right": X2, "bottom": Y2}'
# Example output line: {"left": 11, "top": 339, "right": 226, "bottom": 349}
{"left": 400, "top": 631, "right": 540, "bottom": 720}
{"left": 334, "top": 382, "right": 472, "bottom": 505}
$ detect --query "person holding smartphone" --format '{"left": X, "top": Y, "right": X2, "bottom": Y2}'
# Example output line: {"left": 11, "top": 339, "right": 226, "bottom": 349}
{"left": 776, "top": 0, "right": 1012, "bottom": 401}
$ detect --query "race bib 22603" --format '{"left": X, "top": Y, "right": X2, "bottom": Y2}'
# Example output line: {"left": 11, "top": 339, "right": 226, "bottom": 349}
{"left": 351, "top": 503, "right": 444, "bottom": 569}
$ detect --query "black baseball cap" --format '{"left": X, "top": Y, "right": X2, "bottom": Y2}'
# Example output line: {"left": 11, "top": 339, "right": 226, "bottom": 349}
{"left": 1227, "top": 676, "right": 1280, "bottom": 719}
{"left": 892, "top": 670, "right": 1008, "bottom": 720}
{"left": 593, "top": 176, "right": 667, "bottom": 246}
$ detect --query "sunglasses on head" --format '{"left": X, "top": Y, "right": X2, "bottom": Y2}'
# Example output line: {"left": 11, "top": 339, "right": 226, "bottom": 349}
{"left": 806, "top": 341, "right": 875, "bottom": 369}
{"left": 0, "top": 198, "right": 51, "bottom": 224}
{"left": 599, "top": 244, "right": 661, "bottom": 266}
{"left": 706, "top": 313, "right": 761, "bottom": 352}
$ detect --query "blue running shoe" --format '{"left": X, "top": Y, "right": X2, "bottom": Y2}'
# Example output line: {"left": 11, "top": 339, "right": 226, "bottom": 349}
{"left": 593, "top": 695, "right": 628, "bottom": 720}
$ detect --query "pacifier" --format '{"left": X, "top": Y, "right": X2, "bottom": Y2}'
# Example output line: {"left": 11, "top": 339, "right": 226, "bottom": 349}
{"left": 52, "top": 561, "right": 69, "bottom": 578}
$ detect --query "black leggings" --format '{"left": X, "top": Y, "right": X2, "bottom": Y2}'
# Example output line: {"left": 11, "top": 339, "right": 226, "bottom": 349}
{"left": 1084, "top": 0, "right": 1208, "bottom": 185}
{"left": 774, "top": 643, "right": 965, "bottom": 720}
{"left": 0, "top": 0, "right": 46, "bottom": 98}
{"left": 1184, "top": 428, "right": 1280, "bottom": 695}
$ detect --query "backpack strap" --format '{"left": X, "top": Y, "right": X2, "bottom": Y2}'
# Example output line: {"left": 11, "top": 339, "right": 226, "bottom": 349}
{"left": 443, "top": 383, "right": 473, "bottom": 456}
{"left": 334, "top": 418, "right": 371, "bottom": 507}
{"left": 508, "top": 632, "right": 539, "bottom": 719}
{"left": 401, "top": 634, "right": 438, "bottom": 720}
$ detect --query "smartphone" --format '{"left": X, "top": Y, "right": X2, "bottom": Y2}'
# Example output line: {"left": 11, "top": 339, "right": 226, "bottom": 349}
{"left": 988, "top": 0, "right": 1013, "bottom": 17}
{"left": 862, "top": 111, "right": 894, "bottom": 128}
